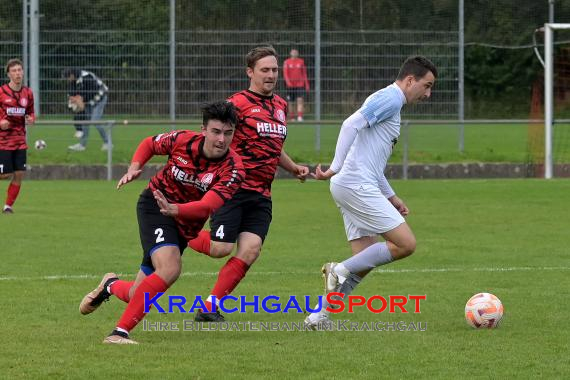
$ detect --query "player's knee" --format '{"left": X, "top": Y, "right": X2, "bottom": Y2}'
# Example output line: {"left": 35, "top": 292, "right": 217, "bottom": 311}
{"left": 155, "top": 265, "right": 181, "bottom": 286}
{"left": 400, "top": 236, "right": 416, "bottom": 257}
{"left": 209, "top": 242, "right": 234, "bottom": 258}
{"left": 13, "top": 171, "right": 25, "bottom": 183}
{"left": 0, "top": 173, "right": 11, "bottom": 180}
{"left": 236, "top": 246, "right": 261, "bottom": 265}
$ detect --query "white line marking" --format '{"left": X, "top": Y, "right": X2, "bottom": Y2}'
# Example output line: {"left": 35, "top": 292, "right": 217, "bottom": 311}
{"left": 0, "top": 266, "right": 568, "bottom": 281}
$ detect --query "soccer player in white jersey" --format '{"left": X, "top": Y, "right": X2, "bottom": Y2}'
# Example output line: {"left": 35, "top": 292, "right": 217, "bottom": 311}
{"left": 305, "top": 56, "right": 437, "bottom": 328}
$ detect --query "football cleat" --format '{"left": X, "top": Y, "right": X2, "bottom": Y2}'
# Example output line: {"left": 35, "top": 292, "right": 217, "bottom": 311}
{"left": 194, "top": 310, "right": 225, "bottom": 322}
{"left": 103, "top": 334, "right": 139, "bottom": 345}
{"left": 79, "top": 273, "right": 118, "bottom": 315}
{"left": 2, "top": 205, "right": 13, "bottom": 214}
{"left": 304, "top": 313, "right": 334, "bottom": 331}
{"left": 322, "top": 262, "right": 344, "bottom": 309}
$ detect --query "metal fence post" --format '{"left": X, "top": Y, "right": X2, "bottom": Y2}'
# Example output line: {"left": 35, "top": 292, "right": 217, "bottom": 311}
{"left": 314, "top": 0, "right": 321, "bottom": 152}
{"left": 106, "top": 121, "right": 114, "bottom": 181}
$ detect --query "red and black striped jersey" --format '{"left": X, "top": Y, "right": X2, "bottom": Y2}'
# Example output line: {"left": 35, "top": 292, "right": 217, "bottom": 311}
{"left": 147, "top": 130, "right": 245, "bottom": 240}
{"left": 0, "top": 84, "right": 35, "bottom": 150}
{"left": 228, "top": 90, "right": 288, "bottom": 197}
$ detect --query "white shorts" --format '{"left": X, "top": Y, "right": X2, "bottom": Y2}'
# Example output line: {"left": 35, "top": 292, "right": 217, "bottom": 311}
{"left": 330, "top": 182, "right": 405, "bottom": 241}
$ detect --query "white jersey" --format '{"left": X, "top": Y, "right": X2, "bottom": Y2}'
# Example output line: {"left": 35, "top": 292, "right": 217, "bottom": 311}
{"left": 331, "top": 83, "right": 406, "bottom": 189}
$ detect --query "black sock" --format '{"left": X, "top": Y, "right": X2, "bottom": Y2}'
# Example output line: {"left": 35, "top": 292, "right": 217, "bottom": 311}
{"left": 110, "top": 329, "right": 128, "bottom": 338}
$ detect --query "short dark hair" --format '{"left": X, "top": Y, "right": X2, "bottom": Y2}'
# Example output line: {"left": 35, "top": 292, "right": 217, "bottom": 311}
{"left": 396, "top": 56, "right": 438, "bottom": 81}
{"left": 202, "top": 101, "right": 238, "bottom": 128}
{"left": 246, "top": 45, "right": 277, "bottom": 70}
{"left": 5, "top": 58, "right": 23, "bottom": 74}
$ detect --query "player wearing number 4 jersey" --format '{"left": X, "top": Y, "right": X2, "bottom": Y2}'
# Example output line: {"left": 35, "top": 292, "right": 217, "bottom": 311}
{"left": 187, "top": 46, "right": 309, "bottom": 322}
{"left": 305, "top": 56, "right": 437, "bottom": 328}
{"left": 79, "top": 101, "right": 244, "bottom": 344}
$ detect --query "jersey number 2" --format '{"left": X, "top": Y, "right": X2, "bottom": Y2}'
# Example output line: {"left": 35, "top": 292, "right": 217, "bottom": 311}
{"left": 155, "top": 228, "right": 165, "bottom": 243}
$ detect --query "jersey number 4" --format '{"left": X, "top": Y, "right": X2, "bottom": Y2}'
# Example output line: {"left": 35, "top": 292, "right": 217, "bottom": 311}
{"left": 215, "top": 225, "right": 225, "bottom": 239}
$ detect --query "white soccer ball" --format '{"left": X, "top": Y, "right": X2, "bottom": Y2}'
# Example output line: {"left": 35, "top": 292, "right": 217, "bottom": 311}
{"left": 34, "top": 139, "right": 47, "bottom": 150}
{"left": 465, "top": 292, "right": 504, "bottom": 329}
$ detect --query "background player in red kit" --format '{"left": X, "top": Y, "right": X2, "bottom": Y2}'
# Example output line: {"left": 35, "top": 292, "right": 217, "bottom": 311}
{"left": 283, "top": 48, "right": 310, "bottom": 122}
{"left": 0, "top": 58, "right": 35, "bottom": 214}
{"left": 78, "top": 101, "right": 244, "bottom": 344}
{"left": 188, "top": 46, "right": 310, "bottom": 321}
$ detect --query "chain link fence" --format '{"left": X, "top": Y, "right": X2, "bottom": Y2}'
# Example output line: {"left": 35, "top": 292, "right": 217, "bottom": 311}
{"left": 2, "top": 0, "right": 570, "bottom": 176}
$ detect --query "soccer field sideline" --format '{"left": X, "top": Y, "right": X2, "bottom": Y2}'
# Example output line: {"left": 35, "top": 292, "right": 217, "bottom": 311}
{"left": 1, "top": 265, "right": 568, "bottom": 282}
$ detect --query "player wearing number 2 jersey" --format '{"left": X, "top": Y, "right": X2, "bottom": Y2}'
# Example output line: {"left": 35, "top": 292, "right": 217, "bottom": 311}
{"left": 79, "top": 101, "right": 244, "bottom": 344}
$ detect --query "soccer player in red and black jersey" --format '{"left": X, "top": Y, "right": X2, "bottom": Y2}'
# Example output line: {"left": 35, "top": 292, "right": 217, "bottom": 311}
{"left": 283, "top": 48, "right": 310, "bottom": 122}
{"left": 78, "top": 101, "right": 245, "bottom": 344}
{"left": 0, "top": 58, "right": 35, "bottom": 214}
{"left": 188, "top": 46, "right": 310, "bottom": 321}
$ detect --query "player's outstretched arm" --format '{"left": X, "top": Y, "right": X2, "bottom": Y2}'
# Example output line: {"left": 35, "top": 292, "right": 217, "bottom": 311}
{"left": 117, "top": 136, "right": 157, "bottom": 189}
{"left": 117, "top": 162, "right": 143, "bottom": 190}
{"left": 279, "top": 150, "right": 309, "bottom": 181}
{"left": 311, "top": 164, "right": 335, "bottom": 180}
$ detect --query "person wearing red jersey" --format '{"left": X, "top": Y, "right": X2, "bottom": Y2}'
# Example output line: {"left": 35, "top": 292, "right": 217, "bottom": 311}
{"left": 0, "top": 58, "right": 35, "bottom": 214}
{"left": 78, "top": 101, "right": 244, "bottom": 344}
{"left": 283, "top": 48, "right": 310, "bottom": 122}
{"left": 188, "top": 46, "right": 309, "bottom": 322}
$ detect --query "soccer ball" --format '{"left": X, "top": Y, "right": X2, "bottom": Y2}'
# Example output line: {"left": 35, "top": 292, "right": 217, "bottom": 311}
{"left": 465, "top": 292, "right": 504, "bottom": 329}
{"left": 34, "top": 139, "right": 47, "bottom": 150}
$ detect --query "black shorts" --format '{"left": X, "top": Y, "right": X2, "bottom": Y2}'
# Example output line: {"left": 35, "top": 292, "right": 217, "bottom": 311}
{"left": 0, "top": 149, "right": 27, "bottom": 174}
{"left": 209, "top": 189, "right": 272, "bottom": 243}
{"left": 286, "top": 87, "right": 306, "bottom": 102}
{"left": 137, "top": 189, "right": 187, "bottom": 275}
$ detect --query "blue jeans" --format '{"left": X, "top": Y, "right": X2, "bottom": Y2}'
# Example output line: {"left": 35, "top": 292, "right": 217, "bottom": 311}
{"left": 79, "top": 95, "right": 108, "bottom": 147}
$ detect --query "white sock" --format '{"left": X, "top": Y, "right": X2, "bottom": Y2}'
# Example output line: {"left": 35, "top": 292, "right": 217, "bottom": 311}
{"left": 341, "top": 242, "right": 393, "bottom": 273}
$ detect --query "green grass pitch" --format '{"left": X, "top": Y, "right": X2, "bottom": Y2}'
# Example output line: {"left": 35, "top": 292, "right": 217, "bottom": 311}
{"left": 0, "top": 179, "right": 568, "bottom": 378}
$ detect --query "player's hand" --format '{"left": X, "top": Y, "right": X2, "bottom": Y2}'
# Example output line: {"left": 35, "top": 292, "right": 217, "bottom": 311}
{"left": 153, "top": 190, "right": 179, "bottom": 217}
{"left": 311, "top": 164, "right": 335, "bottom": 181}
{"left": 116, "top": 167, "right": 142, "bottom": 189}
{"left": 388, "top": 195, "right": 409, "bottom": 217}
{"left": 0, "top": 119, "right": 9, "bottom": 130}
{"left": 25, "top": 115, "right": 35, "bottom": 125}
{"left": 294, "top": 165, "right": 310, "bottom": 182}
